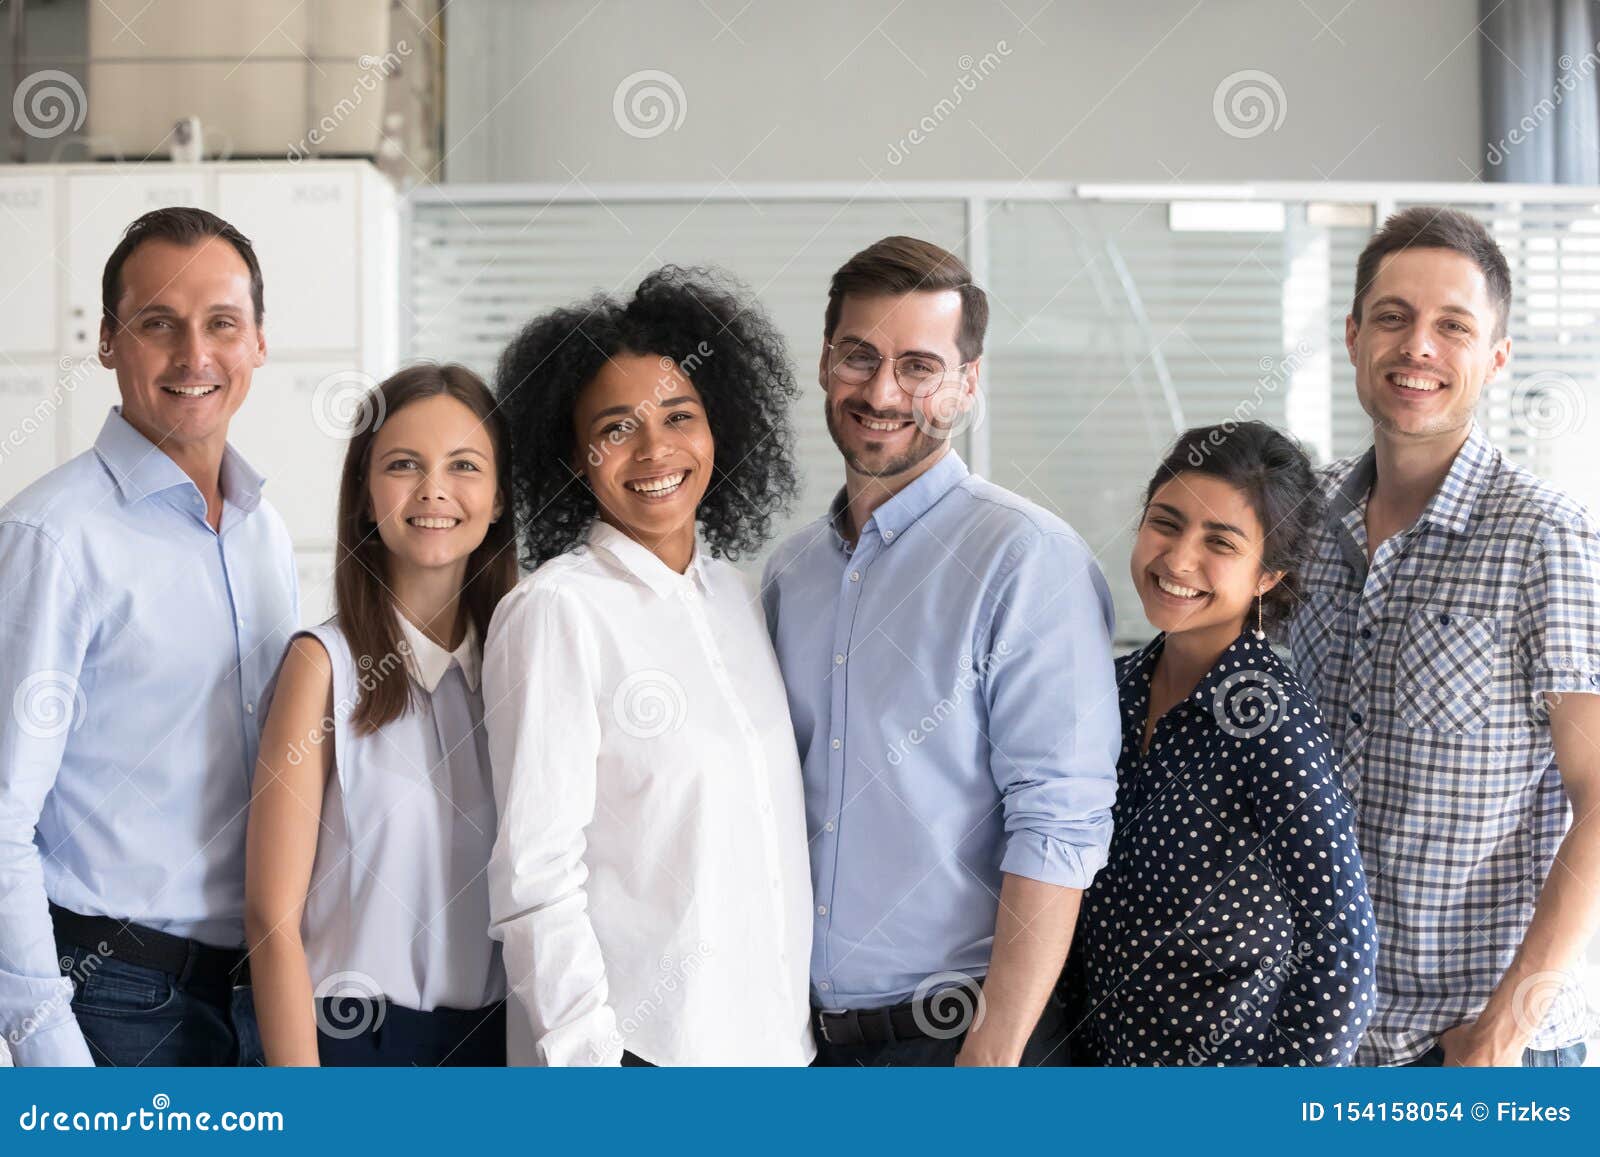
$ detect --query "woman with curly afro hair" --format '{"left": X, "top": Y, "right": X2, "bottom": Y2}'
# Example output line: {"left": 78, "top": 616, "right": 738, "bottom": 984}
{"left": 481, "top": 267, "right": 817, "bottom": 1067}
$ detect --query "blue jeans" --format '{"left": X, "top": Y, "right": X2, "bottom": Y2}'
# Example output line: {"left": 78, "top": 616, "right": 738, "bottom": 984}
{"left": 59, "top": 944, "right": 262, "bottom": 1067}
{"left": 1406, "top": 1040, "right": 1588, "bottom": 1067}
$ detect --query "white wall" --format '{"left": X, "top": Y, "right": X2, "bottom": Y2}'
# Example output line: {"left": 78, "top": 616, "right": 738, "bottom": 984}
{"left": 444, "top": 0, "right": 1484, "bottom": 184}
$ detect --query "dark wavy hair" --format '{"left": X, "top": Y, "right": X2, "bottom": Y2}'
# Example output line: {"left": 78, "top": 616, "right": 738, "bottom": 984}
{"left": 1142, "top": 421, "right": 1325, "bottom": 635}
{"left": 494, "top": 266, "right": 800, "bottom": 568}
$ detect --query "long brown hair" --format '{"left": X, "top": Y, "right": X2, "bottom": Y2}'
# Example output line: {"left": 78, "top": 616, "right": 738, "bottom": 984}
{"left": 334, "top": 362, "right": 518, "bottom": 734}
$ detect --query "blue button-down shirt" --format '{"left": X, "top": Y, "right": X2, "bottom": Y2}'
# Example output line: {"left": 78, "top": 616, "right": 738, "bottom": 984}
{"left": 760, "top": 451, "right": 1120, "bottom": 1010}
{"left": 0, "top": 407, "right": 297, "bottom": 1065}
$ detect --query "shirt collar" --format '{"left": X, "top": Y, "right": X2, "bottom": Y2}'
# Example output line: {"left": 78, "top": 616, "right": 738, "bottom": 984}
{"left": 586, "top": 519, "right": 714, "bottom": 600}
{"left": 394, "top": 612, "right": 481, "bottom": 693}
{"left": 93, "top": 405, "right": 265, "bottom": 513}
{"left": 1331, "top": 421, "right": 1493, "bottom": 537}
{"left": 1123, "top": 629, "right": 1287, "bottom": 743}
{"left": 827, "top": 449, "right": 970, "bottom": 551}
{"left": 1185, "top": 628, "right": 1284, "bottom": 710}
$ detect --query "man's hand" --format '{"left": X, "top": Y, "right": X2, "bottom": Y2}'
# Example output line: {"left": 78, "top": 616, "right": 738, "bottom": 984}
{"left": 954, "top": 1025, "right": 1023, "bottom": 1067}
{"left": 1438, "top": 1018, "right": 1526, "bottom": 1067}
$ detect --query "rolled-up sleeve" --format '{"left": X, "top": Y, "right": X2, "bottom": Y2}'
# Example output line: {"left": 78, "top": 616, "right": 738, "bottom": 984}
{"left": 981, "top": 530, "right": 1120, "bottom": 889}
{"left": 481, "top": 581, "right": 621, "bottom": 1067}
{"left": 0, "top": 522, "right": 94, "bottom": 1067}
{"left": 1516, "top": 514, "right": 1600, "bottom": 711}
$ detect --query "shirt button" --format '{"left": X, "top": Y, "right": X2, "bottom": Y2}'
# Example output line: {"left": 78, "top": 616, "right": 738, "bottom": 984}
{"left": 824, "top": 821, "right": 835, "bottom": 832}
{"left": 850, "top": 571, "right": 860, "bottom": 582}
{"left": 818, "top": 981, "right": 831, "bottom": 991}
{"left": 245, "top": 702, "right": 255, "bottom": 715}
{"left": 834, "top": 653, "right": 844, "bottom": 665}
{"left": 1349, "top": 710, "right": 1363, "bottom": 725}
{"left": 1358, "top": 627, "right": 1372, "bottom": 641}
{"left": 816, "top": 905, "right": 828, "bottom": 916}
{"left": 882, "top": 530, "right": 894, "bottom": 541}
{"left": 831, "top": 738, "right": 841, "bottom": 749}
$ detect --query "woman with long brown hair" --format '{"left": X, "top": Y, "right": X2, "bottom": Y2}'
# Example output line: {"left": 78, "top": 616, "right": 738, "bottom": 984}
{"left": 245, "top": 363, "right": 518, "bottom": 1066}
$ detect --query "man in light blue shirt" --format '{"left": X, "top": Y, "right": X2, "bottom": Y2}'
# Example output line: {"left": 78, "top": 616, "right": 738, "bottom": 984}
{"left": 761, "top": 236, "right": 1120, "bottom": 1066}
{"left": 0, "top": 208, "right": 297, "bottom": 1066}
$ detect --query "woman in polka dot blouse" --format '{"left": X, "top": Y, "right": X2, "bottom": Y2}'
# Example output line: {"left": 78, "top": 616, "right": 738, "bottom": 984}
{"left": 1062, "top": 422, "right": 1378, "bottom": 1066}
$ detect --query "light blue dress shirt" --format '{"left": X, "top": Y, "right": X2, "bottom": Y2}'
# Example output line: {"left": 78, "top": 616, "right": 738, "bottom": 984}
{"left": 760, "top": 450, "right": 1120, "bottom": 1010}
{"left": 0, "top": 406, "right": 297, "bottom": 1065}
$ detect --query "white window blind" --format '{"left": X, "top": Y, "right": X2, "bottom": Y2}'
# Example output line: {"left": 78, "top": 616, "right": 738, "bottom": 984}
{"left": 406, "top": 187, "right": 1600, "bottom": 642}
{"left": 406, "top": 196, "right": 971, "bottom": 561}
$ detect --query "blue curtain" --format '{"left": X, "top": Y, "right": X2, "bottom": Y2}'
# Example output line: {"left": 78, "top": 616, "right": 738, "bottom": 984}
{"left": 1482, "top": 0, "right": 1600, "bottom": 183}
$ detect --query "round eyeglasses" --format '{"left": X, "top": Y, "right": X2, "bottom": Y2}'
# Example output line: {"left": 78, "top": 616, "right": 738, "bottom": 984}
{"left": 824, "top": 341, "right": 971, "bottom": 398}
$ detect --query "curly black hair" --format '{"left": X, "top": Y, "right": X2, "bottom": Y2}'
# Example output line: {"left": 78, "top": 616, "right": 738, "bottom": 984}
{"left": 494, "top": 265, "right": 800, "bottom": 570}
{"left": 1143, "top": 420, "right": 1325, "bottom": 636}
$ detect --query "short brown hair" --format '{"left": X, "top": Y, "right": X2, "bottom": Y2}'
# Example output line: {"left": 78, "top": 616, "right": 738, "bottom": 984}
{"left": 1352, "top": 206, "right": 1511, "bottom": 340}
{"left": 824, "top": 235, "right": 988, "bottom": 362}
{"left": 102, "top": 206, "right": 265, "bottom": 330}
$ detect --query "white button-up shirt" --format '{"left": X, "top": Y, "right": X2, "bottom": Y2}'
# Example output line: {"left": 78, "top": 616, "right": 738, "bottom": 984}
{"left": 482, "top": 521, "right": 814, "bottom": 1066}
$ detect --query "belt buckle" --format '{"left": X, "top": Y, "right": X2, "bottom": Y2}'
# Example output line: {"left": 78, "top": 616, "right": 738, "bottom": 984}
{"left": 817, "top": 1013, "right": 834, "bottom": 1044}
{"left": 816, "top": 1008, "right": 856, "bottom": 1045}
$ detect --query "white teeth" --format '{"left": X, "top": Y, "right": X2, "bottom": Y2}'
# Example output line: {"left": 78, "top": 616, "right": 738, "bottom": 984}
{"left": 857, "top": 415, "right": 909, "bottom": 432}
{"left": 1391, "top": 374, "right": 1443, "bottom": 392}
{"left": 408, "top": 516, "right": 459, "bottom": 529}
{"left": 163, "top": 384, "right": 218, "bottom": 397}
{"left": 626, "top": 471, "right": 686, "bottom": 495}
{"left": 1156, "top": 575, "right": 1206, "bottom": 599}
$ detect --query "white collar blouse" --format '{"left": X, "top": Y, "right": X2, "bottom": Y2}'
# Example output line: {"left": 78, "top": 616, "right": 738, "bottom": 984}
{"left": 291, "top": 611, "right": 503, "bottom": 1017}
{"left": 482, "top": 520, "right": 816, "bottom": 1066}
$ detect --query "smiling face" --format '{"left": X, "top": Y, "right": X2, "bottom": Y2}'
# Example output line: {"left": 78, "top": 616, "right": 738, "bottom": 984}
{"left": 1130, "top": 472, "right": 1282, "bottom": 640}
{"left": 367, "top": 393, "right": 503, "bottom": 573}
{"left": 99, "top": 236, "right": 266, "bottom": 454}
{"left": 575, "top": 353, "right": 714, "bottom": 546}
{"left": 1347, "top": 247, "right": 1511, "bottom": 443}
{"left": 820, "top": 290, "right": 977, "bottom": 481}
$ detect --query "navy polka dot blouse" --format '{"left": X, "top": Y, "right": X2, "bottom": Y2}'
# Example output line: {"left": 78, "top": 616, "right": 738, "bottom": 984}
{"left": 1063, "top": 629, "right": 1378, "bottom": 1066}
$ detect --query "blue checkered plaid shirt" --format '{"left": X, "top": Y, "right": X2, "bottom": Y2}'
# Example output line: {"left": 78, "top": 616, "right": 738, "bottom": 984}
{"left": 1287, "top": 422, "right": 1600, "bottom": 1065}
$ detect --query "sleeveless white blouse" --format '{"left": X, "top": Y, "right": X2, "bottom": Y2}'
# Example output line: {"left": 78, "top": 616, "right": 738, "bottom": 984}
{"left": 285, "top": 615, "right": 505, "bottom": 1013}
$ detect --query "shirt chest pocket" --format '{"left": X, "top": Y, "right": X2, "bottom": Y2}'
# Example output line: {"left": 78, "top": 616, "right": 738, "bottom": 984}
{"left": 1395, "top": 605, "right": 1499, "bottom": 734}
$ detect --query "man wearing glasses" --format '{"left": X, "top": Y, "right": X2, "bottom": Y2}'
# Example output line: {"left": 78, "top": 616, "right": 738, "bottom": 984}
{"left": 760, "top": 235, "right": 1120, "bottom": 1065}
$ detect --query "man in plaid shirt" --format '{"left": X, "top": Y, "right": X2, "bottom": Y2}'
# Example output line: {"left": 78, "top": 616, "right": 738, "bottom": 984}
{"left": 1289, "top": 206, "right": 1600, "bottom": 1066}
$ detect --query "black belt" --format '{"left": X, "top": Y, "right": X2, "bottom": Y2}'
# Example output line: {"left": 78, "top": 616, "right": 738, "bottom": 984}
{"left": 814, "top": 978, "right": 985, "bottom": 1046}
{"left": 51, "top": 903, "right": 250, "bottom": 990}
